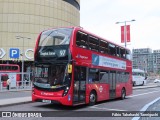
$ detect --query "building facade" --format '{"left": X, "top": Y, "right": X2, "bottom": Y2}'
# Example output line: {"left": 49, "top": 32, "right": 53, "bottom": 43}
{"left": 132, "top": 48, "right": 160, "bottom": 73}
{"left": 153, "top": 50, "right": 160, "bottom": 73}
{"left": 132, "top": 48, "right": 152, "bottom": 72}
{"left": 0, "top": 0, "right": 80, "bottom": 65}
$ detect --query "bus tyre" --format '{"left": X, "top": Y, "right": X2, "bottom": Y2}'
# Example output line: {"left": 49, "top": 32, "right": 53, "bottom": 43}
{"left": 121, "top": 88, "right": 126, "bottom": 100}
{"left": 89, "top": 91, "right": 96, "bottom": 106}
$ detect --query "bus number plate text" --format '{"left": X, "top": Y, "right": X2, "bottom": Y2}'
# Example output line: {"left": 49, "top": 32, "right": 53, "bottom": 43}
{"left": 42, "top": 100, "right": 51, "bottom": 103}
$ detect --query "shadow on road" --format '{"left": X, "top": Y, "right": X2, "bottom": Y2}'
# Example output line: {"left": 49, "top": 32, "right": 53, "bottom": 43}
{"left": 34, "top": 103, "right": 88, "bottom": 111}
{"left": 34, "top": 97, "right": 131, "bottom": 111}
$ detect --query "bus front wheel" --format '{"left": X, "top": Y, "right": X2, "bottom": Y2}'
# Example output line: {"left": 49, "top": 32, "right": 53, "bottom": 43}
{"left": 89, "top": 91, "right": 97, "bottom": 106}
{"left": 121, "top": 88, "right": 126, "bottom": 100}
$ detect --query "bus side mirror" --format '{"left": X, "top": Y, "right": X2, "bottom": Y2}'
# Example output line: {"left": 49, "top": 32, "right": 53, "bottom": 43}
{"left": 68, "top": 64, "right": 72, "bottom": 73}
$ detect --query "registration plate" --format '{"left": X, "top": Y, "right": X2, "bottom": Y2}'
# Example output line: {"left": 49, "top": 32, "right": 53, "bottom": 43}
{"left": 42, "top": 100, "right": 51, "bottom": 103}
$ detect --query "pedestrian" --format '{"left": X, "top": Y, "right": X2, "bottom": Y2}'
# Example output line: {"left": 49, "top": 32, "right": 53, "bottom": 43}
{"left": 7, "top": 77, "right": 11, "bottom": 90}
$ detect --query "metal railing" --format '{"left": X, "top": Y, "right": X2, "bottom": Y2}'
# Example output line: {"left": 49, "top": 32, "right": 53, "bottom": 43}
{"left": 0, "top": 72, "right": 32, "bottom": 92}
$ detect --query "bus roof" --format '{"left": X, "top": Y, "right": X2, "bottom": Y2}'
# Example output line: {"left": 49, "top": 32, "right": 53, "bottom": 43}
{"left": 41, "top": 26, "right": 130, "bottom": 52}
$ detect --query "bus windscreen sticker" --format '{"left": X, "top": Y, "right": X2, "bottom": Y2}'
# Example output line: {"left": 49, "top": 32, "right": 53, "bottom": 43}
{"left": 92, "top": 54, "right": 126, "bottom": 70}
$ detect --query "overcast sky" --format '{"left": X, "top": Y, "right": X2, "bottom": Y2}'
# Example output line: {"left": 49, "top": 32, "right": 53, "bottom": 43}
{"left": 80, "top": 0, "right": 160, "bottom": 51}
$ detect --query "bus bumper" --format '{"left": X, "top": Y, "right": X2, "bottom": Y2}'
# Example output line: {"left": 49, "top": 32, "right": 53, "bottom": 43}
{"left": 32, "top": 92, "right": 72, "bottom": 106}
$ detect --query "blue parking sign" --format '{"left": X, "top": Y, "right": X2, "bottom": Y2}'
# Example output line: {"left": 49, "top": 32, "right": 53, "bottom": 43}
{"left": 9, "top": 48, "right": 20, "bottom": 58}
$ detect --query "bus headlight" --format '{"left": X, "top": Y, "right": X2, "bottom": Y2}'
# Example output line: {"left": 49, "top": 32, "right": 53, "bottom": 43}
{"left": 63, "top": 86, "right": 69, "bottom": 96}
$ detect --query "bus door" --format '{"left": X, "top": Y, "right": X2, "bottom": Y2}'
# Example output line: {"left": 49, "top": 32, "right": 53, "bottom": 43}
{"left": 109, "top": 71, "right": 116, "bottom": 99}
{"left": 73, "top": 66, "right": 86, "bottom": 104}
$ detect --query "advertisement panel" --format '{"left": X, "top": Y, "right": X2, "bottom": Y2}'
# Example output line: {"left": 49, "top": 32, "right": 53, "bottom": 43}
{"left": 121, "top": 25, "right": 130, "bottom": 43}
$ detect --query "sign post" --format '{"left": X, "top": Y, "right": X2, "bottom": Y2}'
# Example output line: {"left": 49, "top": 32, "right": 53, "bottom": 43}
{"left": 16, "top": 36, "right": 31, "bottom": 87}
{"left": 116, "top": 19, "right": 135, "bottom": 47}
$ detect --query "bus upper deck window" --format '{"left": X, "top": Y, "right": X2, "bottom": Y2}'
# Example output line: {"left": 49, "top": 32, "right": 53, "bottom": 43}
{"left": 126, "top": 50, "right": 132, "bottom": 60}
{"left": 76, "top": 31, "right": 88, "bottom": 49}
{"left": 109, "top": 43, "right": 116, "bottom": 56}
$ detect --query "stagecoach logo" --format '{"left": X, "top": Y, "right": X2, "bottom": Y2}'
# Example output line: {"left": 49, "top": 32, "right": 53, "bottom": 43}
{"left": 41, "top": 92, "right": 54, "bottom": 96}
{"left": 76, "top": 54, "right": 88, "bottom": 59}
{"left": 99, "top": 86, "right": 103, "bottom": 93}
{"left": 59, "top": 50, "right": 66, "bottom": 56}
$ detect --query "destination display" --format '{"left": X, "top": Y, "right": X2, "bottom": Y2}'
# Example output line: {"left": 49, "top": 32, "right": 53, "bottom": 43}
{"left": 36, "top": 45, "right": 69, "bottom": 62}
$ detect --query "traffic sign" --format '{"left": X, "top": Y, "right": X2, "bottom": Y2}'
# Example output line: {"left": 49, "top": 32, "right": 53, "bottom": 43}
{"left": 0, "top": 48, "right": 6, "bottom": 59}
{"left": 9, "top": 48, "right": 20, "bottom": 58}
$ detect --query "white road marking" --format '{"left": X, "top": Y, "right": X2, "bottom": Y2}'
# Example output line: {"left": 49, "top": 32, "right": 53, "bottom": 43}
{"left": 132, "top": 97, "right": 160, "bottom": 120}
{"left": 90, "top": 90, "right": 160, "bottom": 111}
{"left": 90, "top": 106, "right": 127, "bottom": 111}
{"left": 134, "top": 88, "right": 160, "bottom": 91}
{"left": 128, "top": 90, "right": 160, "bottom": 98}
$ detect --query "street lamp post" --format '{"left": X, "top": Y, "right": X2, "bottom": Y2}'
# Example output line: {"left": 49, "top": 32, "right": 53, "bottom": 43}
{"left": 116, "top": 19, "right": 136, "bottom": 47}
{"left": 16, "top": 36, "right": 31, "bottom": 87}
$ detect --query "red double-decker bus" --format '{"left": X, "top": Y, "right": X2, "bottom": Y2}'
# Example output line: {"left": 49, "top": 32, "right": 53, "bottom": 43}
{"left": 0, "top": 64, "right": 20, "bottom": 87}
{"left": 32, "top": 27, "right": 132, "bottom": 106}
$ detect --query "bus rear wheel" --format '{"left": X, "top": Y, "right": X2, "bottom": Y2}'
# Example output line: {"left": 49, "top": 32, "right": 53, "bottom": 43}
{"left": 121, "top": 88, "right": 126, "bottom": 100}
{"left": 89, "top": 91, "right": 96, "bottom": 106}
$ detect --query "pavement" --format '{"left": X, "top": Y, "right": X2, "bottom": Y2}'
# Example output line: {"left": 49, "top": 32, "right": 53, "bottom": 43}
{"left": 0, "top": 96, "right": 31, "bottom": 107}
{"left": 0, "top": 90, "right": 32, "bottom": 107}
{"left": 132, "top": 82, "right": 160, "bottom": 89}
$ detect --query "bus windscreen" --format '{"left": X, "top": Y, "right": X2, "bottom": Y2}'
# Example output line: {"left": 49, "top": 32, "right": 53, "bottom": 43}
{"left": 39, "top": 28, "right": 73, "bottom": 46}
{"left": 34, "top": 64, "right": 71, "bottom": 88}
